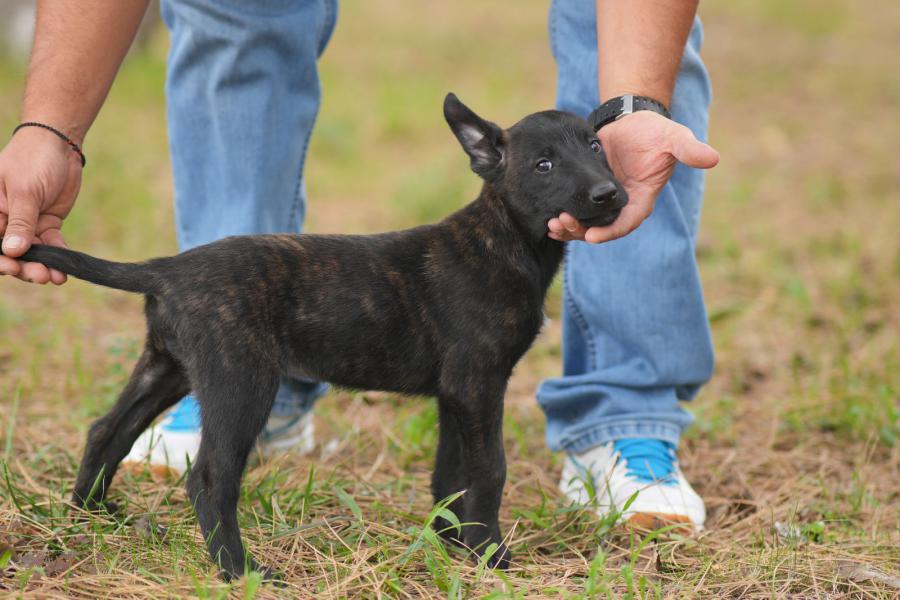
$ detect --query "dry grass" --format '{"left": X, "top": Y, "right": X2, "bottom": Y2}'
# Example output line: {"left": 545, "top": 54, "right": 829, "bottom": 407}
{"left": 1, "top": 0, "right": 898, "bottom": 597}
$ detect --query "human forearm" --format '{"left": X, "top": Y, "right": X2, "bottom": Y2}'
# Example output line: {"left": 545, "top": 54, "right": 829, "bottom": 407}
{"left": 548, "top": 0, "right": 716, "bottom": 244}
{"left": 23, "top": 0, "right": 150, "bottom": 143}
{"left": 595, "top": 0, "right": 699, "bottom": 106}
{"left": 0, "top": 0, "right": 148, "bottom": 279}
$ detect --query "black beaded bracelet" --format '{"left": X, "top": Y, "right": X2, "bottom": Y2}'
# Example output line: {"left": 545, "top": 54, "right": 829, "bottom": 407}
{"left": 12, "top": 122, "right": 86, "bottom": 167}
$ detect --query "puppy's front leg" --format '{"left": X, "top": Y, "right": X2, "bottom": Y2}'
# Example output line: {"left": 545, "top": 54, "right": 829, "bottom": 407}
{"left": 431, "top": 401, "right": 468, "bottom": 543}
{"left": 438, "top": 358, "right": 512, "bottom": 569}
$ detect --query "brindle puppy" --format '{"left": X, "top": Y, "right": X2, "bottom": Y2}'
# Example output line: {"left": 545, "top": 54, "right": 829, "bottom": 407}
{"left": 3, "top": 94, "right": 626, "bottom": 580}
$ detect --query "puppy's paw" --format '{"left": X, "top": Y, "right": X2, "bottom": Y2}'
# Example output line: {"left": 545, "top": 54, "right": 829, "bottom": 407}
{"left": 257, "top": 566, "right": 286, "bottom": 586}
{"left": 71, "top": 497, "right": 120, "bottom": 516}
{"left": 480, "top": 541, "right": 511, "bottom": 570}
{"left": 433, "top": 516, "right": 465, "bottom": 547}
{"left": 222, "top": 560, "right": 285, "bottom": 586}
{"left": 259, "top": 567, "right": 287, "bottom": 587}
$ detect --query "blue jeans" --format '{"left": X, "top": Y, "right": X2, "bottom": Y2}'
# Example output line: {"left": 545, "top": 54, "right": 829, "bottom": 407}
{"left": 537, "top": 0, "right": 714, "bottom": 452}
{"left": 160, "top": 0, "right": 338, "bottom": 416}
{"left": 158, "top": 0, "right": 713, "bottom": 438}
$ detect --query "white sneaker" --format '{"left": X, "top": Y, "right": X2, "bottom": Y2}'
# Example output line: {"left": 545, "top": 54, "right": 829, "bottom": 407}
{"left": 257, "top": 412, "right": 315, "bottom": 455}
{"left": 123, "top": 395, "right": 314, "bottom": 475}
{"left": 559, "top": 438, "right": 705, "bottom": 531}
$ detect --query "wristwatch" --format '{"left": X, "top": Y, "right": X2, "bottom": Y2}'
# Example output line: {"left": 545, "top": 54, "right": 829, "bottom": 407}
{"left": 588, "top": 94, "right": 671, "bottom": 132}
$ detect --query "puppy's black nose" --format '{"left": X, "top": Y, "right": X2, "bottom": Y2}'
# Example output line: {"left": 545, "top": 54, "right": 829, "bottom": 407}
{"left": 590, "top": 181, "right": 619, "bottom": 206}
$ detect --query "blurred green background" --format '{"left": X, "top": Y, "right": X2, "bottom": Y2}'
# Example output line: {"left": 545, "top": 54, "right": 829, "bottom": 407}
{"left": 1, "top": 0, "right": 896, "bottom": 443}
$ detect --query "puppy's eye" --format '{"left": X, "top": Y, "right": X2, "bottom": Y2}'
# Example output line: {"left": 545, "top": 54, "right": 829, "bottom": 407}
{"left": 590, "top": 139, "right": 602, "bottom": 153}
{"left": 535, "top": 159, "right": 552, "bottom": 173}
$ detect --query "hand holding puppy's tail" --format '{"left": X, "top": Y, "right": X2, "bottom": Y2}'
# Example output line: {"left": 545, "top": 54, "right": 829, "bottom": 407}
{"left": 1, "top": 239, "right": 156, "bottom": 294}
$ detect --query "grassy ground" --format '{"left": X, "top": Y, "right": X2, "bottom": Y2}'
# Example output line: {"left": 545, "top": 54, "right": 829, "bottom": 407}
{"left": 1, "top": 1, "right": 898, "bottom": 597}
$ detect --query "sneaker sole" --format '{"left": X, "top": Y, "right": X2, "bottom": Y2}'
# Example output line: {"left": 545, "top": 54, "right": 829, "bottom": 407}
{"left": 119, "top": 461, "right": 184, "bottom": 480}
{"left": 626, "top": 512, "right": 696, "bottom": 534}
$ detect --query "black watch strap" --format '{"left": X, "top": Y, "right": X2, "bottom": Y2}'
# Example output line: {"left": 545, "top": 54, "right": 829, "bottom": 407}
{"left": 588, "top": 94, "right": 671, "bottom": 132}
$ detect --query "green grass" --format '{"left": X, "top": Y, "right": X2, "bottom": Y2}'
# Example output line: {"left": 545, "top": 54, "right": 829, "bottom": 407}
{"left": 1, "top": 1, "right": 899, "bottom": 598}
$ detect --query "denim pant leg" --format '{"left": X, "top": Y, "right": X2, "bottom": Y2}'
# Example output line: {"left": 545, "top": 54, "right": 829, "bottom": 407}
{"left": 537, "top": 0, "right": 714, "bottom": 453}
{"left": 161, "top": 0, "right": 338, "bottom": 416}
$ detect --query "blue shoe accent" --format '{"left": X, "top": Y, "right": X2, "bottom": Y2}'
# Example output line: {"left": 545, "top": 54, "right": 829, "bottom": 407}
{"left": 163, "top": 395, "right": 202, "bottom": 432}
{"left": 613, "top": 438, "right": 678, "bottom": 485}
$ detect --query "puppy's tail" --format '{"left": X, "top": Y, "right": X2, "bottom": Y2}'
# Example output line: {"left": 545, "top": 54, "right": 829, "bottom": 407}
{"left": 2, "top": 241, "right": 158, "bottom": 294}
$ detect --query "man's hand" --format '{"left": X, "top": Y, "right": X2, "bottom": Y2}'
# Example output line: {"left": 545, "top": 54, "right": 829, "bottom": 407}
{"left": 0, "top": 128, "right": 82, "bottom": 284}
{"left": 0, "top": 0, "right": 150, "bottom": 284}
{"left": 547, "top": 111, "right": 718, "bottom": 243}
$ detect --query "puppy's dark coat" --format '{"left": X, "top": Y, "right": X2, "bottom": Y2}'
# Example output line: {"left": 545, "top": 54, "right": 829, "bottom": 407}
{"left": 4, "top": 94, "right": 626, "bottom": 579}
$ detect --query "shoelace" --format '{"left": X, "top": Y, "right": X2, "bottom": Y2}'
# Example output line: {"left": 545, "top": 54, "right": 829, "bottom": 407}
{"left": 613, "top": 438, "right": 678, "bottom": 485}
{"left": 163, "top": 395, "right": 202, "bottom": 431}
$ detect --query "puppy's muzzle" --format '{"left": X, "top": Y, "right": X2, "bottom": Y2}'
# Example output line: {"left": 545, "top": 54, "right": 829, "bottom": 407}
{"left": 577, "top": 181, "right": 628, "bottom": 227}
{"left": 589, "top": 181, "right": 620, "bottom": 207}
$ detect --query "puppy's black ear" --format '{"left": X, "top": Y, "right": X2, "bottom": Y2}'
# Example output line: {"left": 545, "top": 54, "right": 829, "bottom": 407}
{"left": 444, "top": 93, "right": 505, "bottom": 179}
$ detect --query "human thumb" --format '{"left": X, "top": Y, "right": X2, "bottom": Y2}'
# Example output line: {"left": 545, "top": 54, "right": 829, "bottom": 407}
{"left": 671, "top": 126, "right": 720, "bottom": 169}
{"left": 2, "top": 191, "right": 39, "bottom": 257}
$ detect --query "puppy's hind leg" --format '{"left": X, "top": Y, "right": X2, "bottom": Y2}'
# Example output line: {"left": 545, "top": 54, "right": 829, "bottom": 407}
{"left": 186, "top": 364, "right": 279, "bottom": 582}
{"left": 72, "top": 338, "right": 189, "bottom": 512}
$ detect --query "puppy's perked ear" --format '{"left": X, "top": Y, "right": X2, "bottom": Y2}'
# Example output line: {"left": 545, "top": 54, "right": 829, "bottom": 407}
{"left": 443, "top": 93, "right": 505, "bottom": 179}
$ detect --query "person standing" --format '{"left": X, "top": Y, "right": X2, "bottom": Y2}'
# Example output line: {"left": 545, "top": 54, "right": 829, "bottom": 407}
{"left": 543, "top": 0, "right": 718, "bottom": 528}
